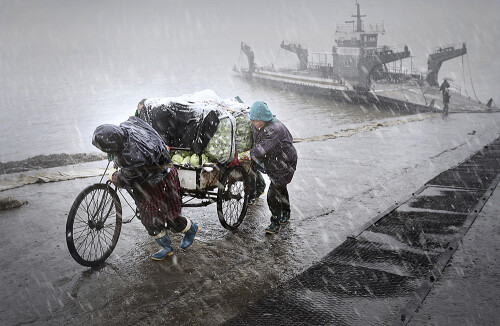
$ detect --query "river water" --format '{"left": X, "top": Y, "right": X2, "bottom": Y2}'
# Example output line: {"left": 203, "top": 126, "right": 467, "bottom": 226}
{"left": 1, "top": 0, "right": 499, "bottom": 162}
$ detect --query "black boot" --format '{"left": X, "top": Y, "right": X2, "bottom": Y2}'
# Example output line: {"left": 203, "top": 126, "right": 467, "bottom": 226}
{"left": 265, "top": 217, "right": 280, "bottom": 234}
{"left": 280, "top": 211, "right": 290, "bottom": 225}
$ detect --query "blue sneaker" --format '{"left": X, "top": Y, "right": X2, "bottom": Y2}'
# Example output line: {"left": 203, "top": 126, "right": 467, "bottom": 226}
{"left": 152, "top": 233, "right": 174, "bottom": 260}
{"left": 181, "top": 222, "right": 199, "bottom": 249}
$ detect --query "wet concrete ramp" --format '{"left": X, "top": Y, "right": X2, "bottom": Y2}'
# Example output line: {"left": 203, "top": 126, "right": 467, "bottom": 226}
{"left": 224, "top": 137, "right": 500, "bottom": 325}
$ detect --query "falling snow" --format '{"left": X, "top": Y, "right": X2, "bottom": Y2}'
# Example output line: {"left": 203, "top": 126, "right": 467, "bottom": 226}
{"left": 1, "top": 1, "right": 500, "bottom": 325}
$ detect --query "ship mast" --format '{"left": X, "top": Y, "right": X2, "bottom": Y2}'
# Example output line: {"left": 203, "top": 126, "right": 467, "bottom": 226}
{"left": 352, "top": 1, "right": 366, "bottom": 33}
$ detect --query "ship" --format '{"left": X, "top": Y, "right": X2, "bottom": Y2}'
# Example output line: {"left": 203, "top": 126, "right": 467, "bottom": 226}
{"left": 234, "top": 2, "right": 495, "bottom": 114}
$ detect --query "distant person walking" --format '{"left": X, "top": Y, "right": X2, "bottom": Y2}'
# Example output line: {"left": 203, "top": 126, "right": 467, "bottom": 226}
{"left": 238, "top": 101, "right": 297, "bottom": 234}
{"left": 440, "top": 79, "right": 451, "bottom": 115}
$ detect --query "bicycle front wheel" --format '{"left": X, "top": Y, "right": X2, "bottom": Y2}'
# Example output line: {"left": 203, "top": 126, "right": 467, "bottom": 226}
{"left": 66, "top": 183, "right": 122, "bottom": 267}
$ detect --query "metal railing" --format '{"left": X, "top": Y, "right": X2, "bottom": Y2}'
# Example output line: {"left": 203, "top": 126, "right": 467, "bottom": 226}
{"left": 432, "top": 42, "right": 466, "bottom": 53}
{"left": 335, "top": 21, "right": 385, "bottom": 34}
{"left": 281, "top": 39, "right": 308, "bottom": 50}
{"left": 370, "top": 44, "right": 408, "bottom": 55}
{"left": 382, "top": 65, "right": 422, "bottom": 76}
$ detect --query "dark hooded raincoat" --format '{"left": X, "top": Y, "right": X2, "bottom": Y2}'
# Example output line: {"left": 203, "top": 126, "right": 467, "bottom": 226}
{"left": 249, "top": 120, "right": 297, "bottom": 187}
{"left": 92, "top": 116, "right": 181, "bottom": 231}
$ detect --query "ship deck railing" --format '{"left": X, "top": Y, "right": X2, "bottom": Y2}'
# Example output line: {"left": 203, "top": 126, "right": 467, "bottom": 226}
{"left": 335, "top": 21, "right": 385, "bottom": 34}
{"left": 382, "top": 65, "right": 422, "bottom": 76}
{"left": 432, "top": 42, "right": 466, "bottom": 53}
{"left": 281, "top": 39, "right": 308, "bottom": 50}
{"left": 335, "top": 23, "right": 362, "bottom": 34}
{"left": 448, "top": 81, "right": 462, "bottom": 95}
{"left": 257, "top": 65, "right": 339, "bottom": 81}
{"left": 259, "top": 65, "right": 299, "bottom": 73}
{"left": 368, "top": 44, "right": 408, "bottom": 56}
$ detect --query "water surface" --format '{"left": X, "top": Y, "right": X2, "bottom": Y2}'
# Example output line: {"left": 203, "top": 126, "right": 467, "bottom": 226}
{"left": 1, "top": 0, "right": 498, "bottom": 162}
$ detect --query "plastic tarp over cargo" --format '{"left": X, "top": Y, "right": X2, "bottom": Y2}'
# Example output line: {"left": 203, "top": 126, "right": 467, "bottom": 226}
{"left": 140, "top": 97, "right": 220, "bottom": 155}
{"left": 92, "top": 116, "right": 171, "bottom": 185}
{"left": 140, "top": 90, "right": 252, "bottom": 164}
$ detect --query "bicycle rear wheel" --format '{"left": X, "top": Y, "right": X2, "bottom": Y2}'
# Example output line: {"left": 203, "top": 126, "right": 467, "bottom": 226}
{"left": 217, "top": 166, "right": 249, "bottom": 230}
{"left": 66, "top": 183, "right": 122, "bottom": 267}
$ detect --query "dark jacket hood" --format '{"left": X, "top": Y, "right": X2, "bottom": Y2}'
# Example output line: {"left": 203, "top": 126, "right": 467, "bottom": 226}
{"left": 92, "top": 124, "right": 126, "bottom": 154}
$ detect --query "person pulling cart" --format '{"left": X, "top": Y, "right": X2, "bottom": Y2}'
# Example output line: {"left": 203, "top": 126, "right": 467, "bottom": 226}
{"left": 92, "top": 116, "right": 199, "bottom": 261}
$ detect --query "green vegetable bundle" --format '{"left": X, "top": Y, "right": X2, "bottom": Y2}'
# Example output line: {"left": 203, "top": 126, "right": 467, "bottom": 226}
{"left": 204, "top": 117, "right": 235, "bottom": 163}
{"left": 234, "top": 112, "right": 252, "bottom": 153}
{"left": 171, "top": 150, "right": 210, "bottom": 167}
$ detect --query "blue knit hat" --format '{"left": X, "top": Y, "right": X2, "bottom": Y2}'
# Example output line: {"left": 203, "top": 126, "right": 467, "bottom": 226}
{"left": 250, "top": 101, "right": 274, "bottom": 121}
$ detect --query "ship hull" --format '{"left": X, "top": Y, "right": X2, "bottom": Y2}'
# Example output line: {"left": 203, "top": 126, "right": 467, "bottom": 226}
{"left": 237, "top": 69, "right": 437, "bottom": 114}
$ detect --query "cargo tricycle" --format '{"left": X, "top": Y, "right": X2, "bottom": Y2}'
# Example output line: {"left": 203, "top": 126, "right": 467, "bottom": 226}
{"left": 65, "top": 152, "right": 250, "bottom": 267}
{"left": 67, "top": 91, "right": 254, "bottom": 267}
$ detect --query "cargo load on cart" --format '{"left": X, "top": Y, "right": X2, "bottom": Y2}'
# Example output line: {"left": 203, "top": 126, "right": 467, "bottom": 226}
{"left": 138, "top": 89, "right": 253, "bottom": 166}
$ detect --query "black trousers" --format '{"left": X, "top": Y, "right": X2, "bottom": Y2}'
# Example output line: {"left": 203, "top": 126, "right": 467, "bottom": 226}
{"left": 249, "top": 167, "right": 266, "bottom": 199}
{"left": 443, "top": 101, "right": 449, "bottom": 115}
{"left": 267, "top": 182, "right": 290, "bottom": 222}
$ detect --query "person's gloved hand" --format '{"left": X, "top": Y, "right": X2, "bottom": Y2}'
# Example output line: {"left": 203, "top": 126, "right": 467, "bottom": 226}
{"left": 108, "top": 168, "right": 117, "bottom": 181}
{"left": 238, "top": 151, "right": 251, "bottom": 161}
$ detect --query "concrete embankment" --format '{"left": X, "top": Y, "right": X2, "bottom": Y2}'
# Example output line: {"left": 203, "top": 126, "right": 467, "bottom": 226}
{"left": 0, "top": 153, "right": 107, "bottom": 209}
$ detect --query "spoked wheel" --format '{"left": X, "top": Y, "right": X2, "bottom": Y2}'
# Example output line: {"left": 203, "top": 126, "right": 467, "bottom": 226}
{"left": 217, "top": 165, "right": 249, "bottom": 230}
{"left": 66, "top": 183, "right": 122, "bottom": 267}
